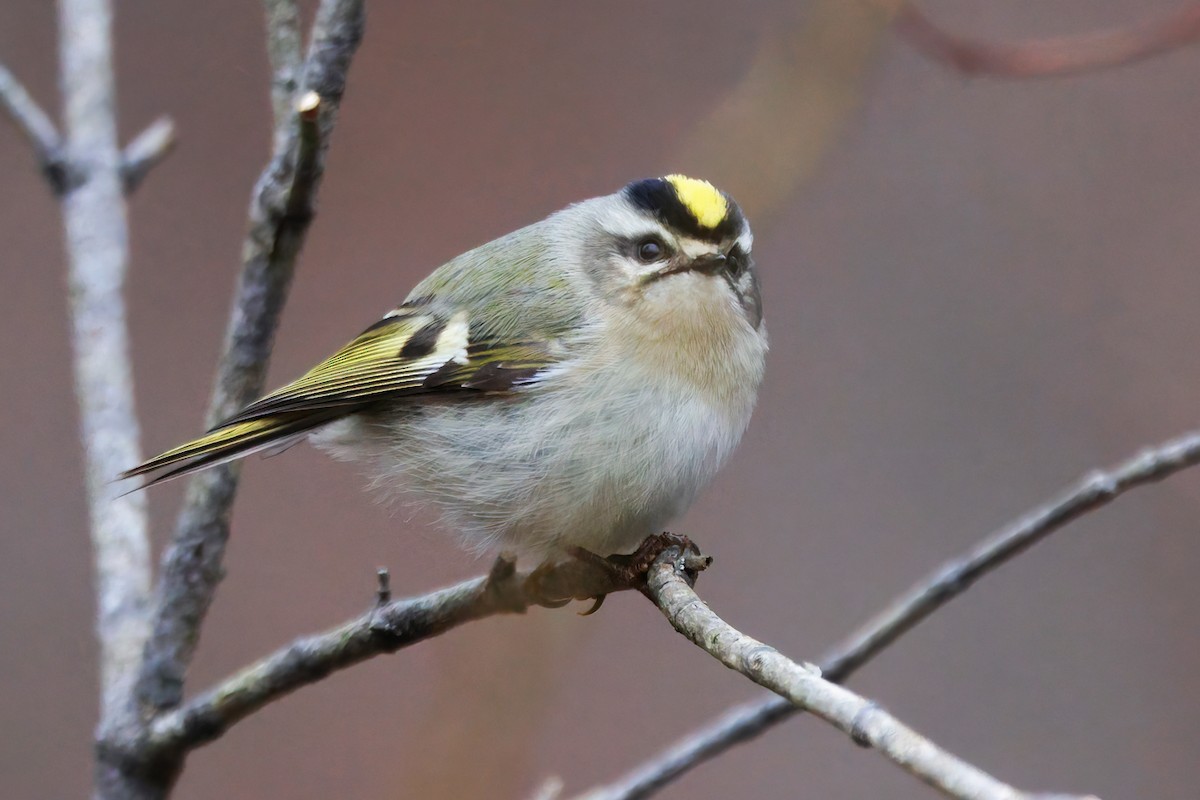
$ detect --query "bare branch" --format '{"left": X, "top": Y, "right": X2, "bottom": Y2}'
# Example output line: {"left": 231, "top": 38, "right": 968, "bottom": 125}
{"left": 577, "top": 430, "right": 1200, "bottom": 799}
{"left": 0, "top": 61, "right": 71, "bottom": 191}
{"left": 121, "top": 115, "right": 176, "bottom": 193}
{"left": 135, "top": 0, "right": 366, "bottom": 714}
{"left": 48, "top": 2, "right": 160, "bottom": 798}
{"left": 895, "top": 2, "right": 1200, "bottom": 79}
{"left": 636, "top": 548, "right": 1098, "bottom": 800}
{"left": 263, "top": 0, "right": 303, "bottom": 137}
{"left": 56, "top": 0, "right": 154, "bottom": 734}
{"left": 3, "top": 60, "right": 175, "bottom": 196}
{"left": 145, "top": 555, "right": 639, "bottom": 757}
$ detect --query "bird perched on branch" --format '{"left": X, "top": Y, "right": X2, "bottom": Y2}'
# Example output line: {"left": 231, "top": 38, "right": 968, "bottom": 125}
{"left": 123, "top": 176, "right": 767, "bottom": 558}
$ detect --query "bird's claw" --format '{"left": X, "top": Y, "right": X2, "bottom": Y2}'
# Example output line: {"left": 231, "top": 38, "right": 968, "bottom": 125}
{"left": 525, "top": 533, "right": 709, "bottom": 614}
{"left": 568, "top": 532, "right": 708, "bottom": 607}
{"left": 522, "top": 559, "right": 574, "bottom": 608}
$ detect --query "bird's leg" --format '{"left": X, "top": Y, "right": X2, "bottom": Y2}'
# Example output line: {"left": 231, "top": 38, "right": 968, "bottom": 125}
{"left": 567, "top": 532, "right": 710, "bottom": 614}
{"left": 521, "top": 533, "right": 710, "bottom": 614}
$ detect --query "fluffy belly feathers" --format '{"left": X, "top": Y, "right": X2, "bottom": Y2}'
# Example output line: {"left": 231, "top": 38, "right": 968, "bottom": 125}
{"left": 316, "top": 358, "right": 758, "bottom": 557}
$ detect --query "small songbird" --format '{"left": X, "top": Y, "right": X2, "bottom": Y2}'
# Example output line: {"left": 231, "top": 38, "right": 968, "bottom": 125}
{"left": 123, "top": 176, "right": 767, "bottom": 558}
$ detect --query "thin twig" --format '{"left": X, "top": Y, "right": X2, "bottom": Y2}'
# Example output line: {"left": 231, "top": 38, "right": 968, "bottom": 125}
{"left": 0, "top": 61, "right": 71, "bottom": 191}
{"left": 638, "top": 548, "right": 1099, "bottom": 800}
{"left": 146, "top": 555, "right": 642, "bottom": 757}
{"left": 894, "top": 2, "right": 1200, "bottom": 79}
{"left": 375, "top": 567, "right": 392, "bottom": 606}
{"left": 121, "top": 115, "right": 176, "bottom": 193}
{"left": 576, "top": 430, "right": 1200, "bottom": 799}
{"left": 290, "top": 89, "right": 322, "bottom": 218}
{"left": 135, "top": 0, "right": 365, "bottom": 714}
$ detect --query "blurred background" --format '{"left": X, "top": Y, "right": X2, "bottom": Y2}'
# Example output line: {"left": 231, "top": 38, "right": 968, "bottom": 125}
{"left": 2, "top": 1, "right": 1198, "bottom": 797}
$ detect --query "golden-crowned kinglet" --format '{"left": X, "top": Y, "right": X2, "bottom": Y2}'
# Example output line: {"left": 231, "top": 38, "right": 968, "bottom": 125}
{"left": 124, "top": 175, "right": 766, "bottom": 557}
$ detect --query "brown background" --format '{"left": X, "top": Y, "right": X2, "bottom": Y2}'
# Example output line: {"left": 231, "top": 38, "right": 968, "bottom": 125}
{"left": 2, "top": 1, "right": 1198, "bottom": 798}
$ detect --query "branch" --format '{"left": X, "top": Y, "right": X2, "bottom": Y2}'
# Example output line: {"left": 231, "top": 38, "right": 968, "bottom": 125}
{"left": 894, "top": 2, "right": 1200, "bottom": 79}
{"left": 0, "top": 61, "right": 71, "bottom": 191}
{"left": 577, "top": 430, "right": 1200, "bottom": 799}
{"left": 263, "top": 0, "right": 303, "bottom": 137}
{"left": 145, "top": 555, "right": 640, "bottom": 757}
{"left": 45, "top": 3, "right": 161, "bottom": 798}
{"left": 135, "top": 0, "right": 365, "bottom": 714}
{"left": 1, "top": 64, "right": 175, "bottom": 195}
{"left": 121, "top": 116, "right": 176, "bottom": 193}
{"left": 639, "top": 548, "right": 1098, "bottom": 800}
{"left": 55, "top": 0, "right": 154, "bottom": 741}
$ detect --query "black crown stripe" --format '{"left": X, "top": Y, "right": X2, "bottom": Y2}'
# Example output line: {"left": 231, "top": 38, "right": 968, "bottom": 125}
{"left": 624, "top": 178, "right": 743, "bottom": 243}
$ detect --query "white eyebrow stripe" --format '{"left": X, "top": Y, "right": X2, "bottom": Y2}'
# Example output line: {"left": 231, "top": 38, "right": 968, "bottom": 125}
{"left": 595, "top": 200, "right": 677, "bottom": 242}
{"left": 677, "top": 236, "right": 720, "bottom": 259}
{"left": 600, "top": 219, "right": 669, "bottom": 243}
{"left": 736, "top": 225, "right": 754, "bottom": 253}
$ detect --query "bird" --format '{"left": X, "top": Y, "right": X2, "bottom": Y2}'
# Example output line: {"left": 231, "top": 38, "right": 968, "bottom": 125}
{"left": 122, "top": 175, "right": 767, "bottom": 560}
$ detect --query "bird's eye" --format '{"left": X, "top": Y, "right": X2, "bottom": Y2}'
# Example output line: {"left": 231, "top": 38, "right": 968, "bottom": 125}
{"left": 726, "top": 247, "right": 747, "bottom": 275}
{"left": 636, "top": 238, "right": 665, "bottom": 263}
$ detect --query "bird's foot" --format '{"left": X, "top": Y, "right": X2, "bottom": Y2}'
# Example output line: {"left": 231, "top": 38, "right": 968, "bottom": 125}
{"left": 521, "top": 533, "right": 710, "bottom": 614}
{"left": 566, "top": 532, "right": 711, "bottom": 614}
{"left": 522, "top": 559, "right": 575, "bottom": 609}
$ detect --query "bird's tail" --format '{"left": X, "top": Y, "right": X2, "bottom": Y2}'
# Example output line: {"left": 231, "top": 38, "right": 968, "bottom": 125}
{"left": 120, "top": 409, "right": 343, "bottom": 489}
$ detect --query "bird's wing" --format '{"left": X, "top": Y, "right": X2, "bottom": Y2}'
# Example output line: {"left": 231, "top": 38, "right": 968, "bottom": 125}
{"left": 121, "top": 305, "right": 560, "bottom": 484}
{"left": 221, "top": 307, "right": 553, "bottom": 423}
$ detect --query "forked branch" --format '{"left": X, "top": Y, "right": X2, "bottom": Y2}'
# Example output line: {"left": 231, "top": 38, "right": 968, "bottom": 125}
{"left": 135, "top": 0, "right": 366, "bottom": 714}
{"left": 1, "top": 64, "right": 176, "bottom": 194}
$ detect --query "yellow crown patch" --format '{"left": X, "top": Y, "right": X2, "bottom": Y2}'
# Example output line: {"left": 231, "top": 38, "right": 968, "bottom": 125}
{"left": 664, "top": 175, "right": 728, "bottom": 229}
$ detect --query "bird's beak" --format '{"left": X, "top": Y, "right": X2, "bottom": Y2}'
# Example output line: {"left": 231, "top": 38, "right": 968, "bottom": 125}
{"left": 644, "top": 253, "right": 728, "bottom": 285}
{"left": 689, "top": 253, "right": 728, "bottom": 276}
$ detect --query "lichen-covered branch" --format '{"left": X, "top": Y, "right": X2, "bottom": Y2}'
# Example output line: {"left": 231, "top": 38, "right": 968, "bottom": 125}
{"left": 146, "top": 555, "right": 640, "bottom": 757}
{"left": 577, "top": 429, "right": 1200, "bottom": 799}
{"left": 263, "top": 0, "right": 303, "bottom": 137}
{"left": 135, "top": 0, "right": 366, "bottom": 715}
{"left": 895, "top": 2, "right": 1200, "bottom": 79}
{"left": 636, "top": 547, "right": 1098, "bottom": 800}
